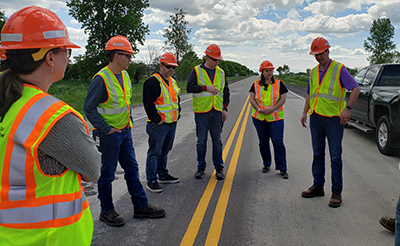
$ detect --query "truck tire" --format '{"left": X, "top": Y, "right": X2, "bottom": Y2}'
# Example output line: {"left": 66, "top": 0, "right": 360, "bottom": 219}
{"left": 376, "top": 115, "right": 399, "bottom": 156}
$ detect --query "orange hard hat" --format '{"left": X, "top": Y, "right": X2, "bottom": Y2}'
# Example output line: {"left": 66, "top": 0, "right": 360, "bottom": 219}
{"left": 204, "top": 44, "right": 222, "bottom": 60}
{"left": 309, "top": 37, "right": 331, "bottom": 55}
{"left": 105, "top": 36, "right": 134, "bottom": 54}
{"left": 0, "top": 6, "right": 80, "bottom": 50}
{"left": 259, "top": 60, "right": 275, "bottom": 72}
{"left": 160, "top": 52, "right": 178, "bottom": 67}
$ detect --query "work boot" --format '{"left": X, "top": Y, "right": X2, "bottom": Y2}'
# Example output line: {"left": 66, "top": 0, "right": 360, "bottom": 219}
{"left": 215, "top": 168, "right": 225, "bottom": 180}
{"left": 99, "top": 210, "right": 125, "bottom": 227}
{"left": 379, "top": 216, "right": 395, "bottom": 232}
{"left": 194, "top": 168, "right": 205, "bottom": 179}
{"left": 134, "top": 204, "right": 166, "bottom": 219}
{"left": 301, "top": 186, "right": 324, "bottom": 198}
{"left": 328, "top": 193, "right": 342, "bottom": 208}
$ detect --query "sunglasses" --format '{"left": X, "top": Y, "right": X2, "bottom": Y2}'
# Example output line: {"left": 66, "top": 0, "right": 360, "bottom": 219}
{"left": 314, "top": 49, "right": 327, "bottom": 57}
{"left": 117, "top": 52, "right": 132, "bottom": 59}
{"left": 207, "top": 56, "right": 218, "bottom": 61}
{"left": 65, "top": 48, "right": 72, "bottom": 58}
{"left": 163, "top": 63, "right": 176, "bottom": 70}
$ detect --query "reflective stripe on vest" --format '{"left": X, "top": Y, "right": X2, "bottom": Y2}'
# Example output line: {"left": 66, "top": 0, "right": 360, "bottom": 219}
{"left": 0, "top": 85, "right": 90, "bottom": 229}
{"left": 309, "top": 60, "right": 346, "bottom": 117}
{"left": 95, "top": 66, "right": 132, "bottom": 129}
{"left": 148, "top": 74, "right": 181, "bottom": 123}
{"left": 251, "top": 79, "right": 284, "bottom": 122}
{"left": 192, "top": 65, "right": 225, "bottom": 113}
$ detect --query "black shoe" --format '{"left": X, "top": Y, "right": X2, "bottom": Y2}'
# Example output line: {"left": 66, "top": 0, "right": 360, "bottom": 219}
{"left": 134, "top": 204, "right": 166, "bottom": 219}
{"left": 262, "top": 166, "right": 270, "bottom": 173}
{"left": 216, "top": 168, "right": 225, "bottom": 180}
{"left": 99, "top": 210, "right": 125, "bottom": 227}
{"left": 146, "top": 181, "right": 163, "bottom": 193}
{"left": 158, "top": 174, "right": 180, "bottom": 184}
{"left": 280, "top": 170, "right": 289, "bottom": 179}
{"left": 194, "top": 169, "right": 205, "bottom": 179}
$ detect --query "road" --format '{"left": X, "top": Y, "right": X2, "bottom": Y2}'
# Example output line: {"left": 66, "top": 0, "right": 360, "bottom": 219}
{"left": 87, "top": 76, "right": 400, "bottom": 246}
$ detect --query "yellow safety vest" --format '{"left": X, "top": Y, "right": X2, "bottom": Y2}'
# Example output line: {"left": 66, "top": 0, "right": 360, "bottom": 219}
{"left": 94, "top": 66, "right": 133, "bottom": 129}
{"left": 192, "top": 65, "right": 225, "bottom": 113}
{"left": 0, "top": 84, "right": 93, "bottom": 246}
{"left": 148, "top": 74, "right": 180, "bottom": 123}
{"left": 309, "top": 60, "right": 346, "bottom": 117}
{"left": 251, "top": 79, "right": 284, "bottom": 122}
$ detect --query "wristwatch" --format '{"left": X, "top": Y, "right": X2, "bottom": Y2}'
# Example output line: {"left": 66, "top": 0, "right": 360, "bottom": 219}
{"left": 346, "top": 105, "right": 352, "bottom": 110}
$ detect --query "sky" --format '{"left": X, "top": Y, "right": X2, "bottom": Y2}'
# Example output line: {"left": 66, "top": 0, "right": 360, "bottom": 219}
{"left": 0, "top": 0, "right": 399, "bottom": 73}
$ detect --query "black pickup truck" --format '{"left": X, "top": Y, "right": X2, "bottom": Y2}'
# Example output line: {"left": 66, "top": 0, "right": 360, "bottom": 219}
{"left": 346, "top": 63, "right": 400, "bottom": 156}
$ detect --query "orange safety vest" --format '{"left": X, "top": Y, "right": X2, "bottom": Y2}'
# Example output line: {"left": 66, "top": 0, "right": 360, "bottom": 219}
{"left": 0, "top": 84, "right": 93, "bottom": 245}
{"left": 148, "top": 73, "right": 180, "bottom": 123}
{"left": 251, "top": 79, "right": 284, "bottom": 122}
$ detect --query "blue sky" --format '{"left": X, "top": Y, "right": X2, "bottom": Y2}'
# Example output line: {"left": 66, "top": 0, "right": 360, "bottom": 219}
{"left": 1, "top": 0, "right": 399, "bottom": 73}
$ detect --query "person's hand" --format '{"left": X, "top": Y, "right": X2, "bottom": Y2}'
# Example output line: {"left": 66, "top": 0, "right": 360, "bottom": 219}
{"left": 207, "top": 85, "right": 219, "bottom": 95}
{"left": 81, "top": 174, "right": 90, "bottom": 182}
{"left": 107, "top": 127, "right": 122, "bottom": 135}
{"left": 339, "top": 108, "right": 351, "bottom": 125}
{"left": 222, "top": 110, "right": 228, "bottom": 122}
{"left": 157, "top": 120, "right": 163, "bottom": 125}
{"left": 300, "top": 114, "right": 307, "bottom": 128}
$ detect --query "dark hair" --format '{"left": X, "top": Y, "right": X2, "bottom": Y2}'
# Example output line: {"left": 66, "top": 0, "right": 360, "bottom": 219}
{"left": 0, "top": 48, "right": 54, "bottom": 117}
{"left": 259, "top": 71, "right": 275, "bottom": 87}
{"left": 106, "top": 50, "right": 119, "bottom": 62}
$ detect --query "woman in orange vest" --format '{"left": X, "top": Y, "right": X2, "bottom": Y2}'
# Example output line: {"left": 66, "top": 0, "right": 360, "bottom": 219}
{"left": 0, "top": 6, "right": 100, "bottom": 245}
{"left": 249, "top": 60, "right": 289, "bottom": 179}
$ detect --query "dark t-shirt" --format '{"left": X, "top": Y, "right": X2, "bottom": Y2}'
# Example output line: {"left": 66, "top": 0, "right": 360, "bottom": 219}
{"left": 249, "top": 79, "right": 288, "bottom": 95}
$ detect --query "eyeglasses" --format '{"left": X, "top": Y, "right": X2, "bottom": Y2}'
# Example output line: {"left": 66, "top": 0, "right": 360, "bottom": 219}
{"left": 162, "top": 63, "right": 176, "bottom": 70}
{"left": 117, "top": 52, "right": 132, "bottom": 59}
{"left": 65, "top": 48, "right": 72, "bottom": 58}
{"left": 314, "top": 49, "right": 327, "bottom": 57}
{"left": 207, "top": 56, "right": 218, "bottom": 61}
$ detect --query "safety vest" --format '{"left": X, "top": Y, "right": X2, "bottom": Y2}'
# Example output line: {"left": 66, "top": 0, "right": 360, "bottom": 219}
{"left": 0, "top": 84, "right": 93, "bottom": 245}
{"left": 94, "top": 66, "right": 133, "bottom": 129}
{"left": 148, "top": 73, "right": 181, "bottom": 123}
{"left": 251, "top": 79, "right": 284, "bottom": 122}
{"left": 309, "top": 60, "right": 346, "bottom": 117}
{"left": 192, "top": 65, "right": 225, "bottom": 113}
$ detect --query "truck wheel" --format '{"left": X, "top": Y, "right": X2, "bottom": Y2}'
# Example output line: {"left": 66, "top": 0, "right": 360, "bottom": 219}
{"left": 376, "top": 115, "right": 399, "bottom": 156}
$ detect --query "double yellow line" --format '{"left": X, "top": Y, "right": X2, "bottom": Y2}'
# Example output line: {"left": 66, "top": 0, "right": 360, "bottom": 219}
{"left": 180, "top": 95, "right": 252, "bottom": 246}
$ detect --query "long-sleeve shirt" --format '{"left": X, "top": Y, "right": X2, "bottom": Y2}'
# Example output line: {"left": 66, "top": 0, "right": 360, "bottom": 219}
{"left": 84, "top": 72, "right": 132, "bottom": 134}
{"left": 187, "top": 63, "right": 230, "bottom": 110}
{"left": 142, "top": 73, "right": 181, "bottom": 123}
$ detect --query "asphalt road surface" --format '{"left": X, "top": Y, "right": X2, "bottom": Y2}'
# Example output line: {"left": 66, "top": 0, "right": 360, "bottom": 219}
{"left": 86, "top": 76, "right": 400, "bottom": 246}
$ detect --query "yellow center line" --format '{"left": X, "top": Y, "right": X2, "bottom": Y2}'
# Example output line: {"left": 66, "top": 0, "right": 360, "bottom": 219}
{"left": 180, "top": 95, "right": 250, "bottom": 246}
{"left": 205, "top": 103, "right": 251, "bottom": 246}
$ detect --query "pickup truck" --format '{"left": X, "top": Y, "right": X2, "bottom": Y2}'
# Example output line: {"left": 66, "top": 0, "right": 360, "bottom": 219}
{"left": 346, "top": 63, "right": 400, "bottom": 156}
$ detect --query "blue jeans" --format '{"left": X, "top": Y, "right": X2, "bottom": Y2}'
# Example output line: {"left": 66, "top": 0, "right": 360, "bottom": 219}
{"left": 395, "top": 195, "right": 400, "bottom": 246}
{"left": 195, "top": 110, "right": 224, "bottom": 170}
{"left": 145, "top": 122, "right": 177, "bottom": 183}
{"left": 93, "top": 128, "right": 148, "bottom": 213}
{"left": 252, "top": 118, "right": 287, "bottom": 170}
{"left": 309, "top": 113, "right": 344, "bottom": 194}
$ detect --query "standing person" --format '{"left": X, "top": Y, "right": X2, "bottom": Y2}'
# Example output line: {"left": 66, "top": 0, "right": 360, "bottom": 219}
{"left": 84, "top": 36, "right": 166, "bottom": 227}
{"left": 249, "top": 60, "right": 289, "bottom": 179}
{"left": 187, "top": 44, "right": 230, "bottom": 180}
{"left": 0, "top": 6, "right": 100, "bottom": 245}
{"left": 300, "top": 37, "right": 360, "bottom": 208}
{"left": 143, "top": 52, "right": 181, "bottom": 193}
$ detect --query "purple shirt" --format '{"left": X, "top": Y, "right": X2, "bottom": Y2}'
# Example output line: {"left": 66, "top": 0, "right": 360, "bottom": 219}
{"left": 306, "top": 60, "right": 358, "bottom": 94}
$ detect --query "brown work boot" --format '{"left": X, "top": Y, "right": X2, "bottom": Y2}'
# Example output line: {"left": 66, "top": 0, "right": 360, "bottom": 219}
{"left": 99, "top": 210, "right": 125, "bottom": 227}
{"left": 301, "top": 186, "right": 324, "bottom": 198}
{"left": 379, "top": 216, "right": 395, "bottom": 232}
{"left": 328, "top": 193, "right": 342, "bottom": 208}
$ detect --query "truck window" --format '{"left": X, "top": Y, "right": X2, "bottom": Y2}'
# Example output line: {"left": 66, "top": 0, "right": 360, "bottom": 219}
{"left": 354, "top": 68, "right": 367, "bottom": 85}
{"left": 377, "top": 65, "right": 400, "bottom": 86}
{"left": 362, "top": 66, "right": 379, "bottom": 87}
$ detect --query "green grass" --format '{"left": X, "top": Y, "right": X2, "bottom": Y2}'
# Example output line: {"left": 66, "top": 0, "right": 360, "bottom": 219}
{"left": 275, "top": 74, "right": 309, "bottom": 88}
{"left": 48, "top": 75, "right": 251, "bottom": 115}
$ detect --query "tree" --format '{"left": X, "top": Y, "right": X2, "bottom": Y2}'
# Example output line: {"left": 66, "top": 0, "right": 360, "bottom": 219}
{"left": 363, "top": 18, "right": 397, "bottom": 64}
{"left": 276, "top": 65, "right": 290, "bottom": 75}
{"left": 163, "top": 8, "right": 193, "bottom": 64}
{"left": 66, "top": 0, "right": 150, "bottom": 80}
{"left": 0, "top": 8, "right": 6, "bottom": 31}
